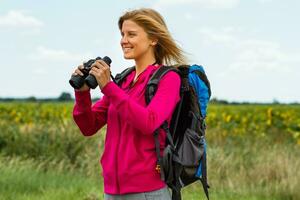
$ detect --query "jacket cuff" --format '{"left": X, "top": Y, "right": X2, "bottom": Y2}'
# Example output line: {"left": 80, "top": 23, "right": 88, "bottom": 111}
{"left": 74, "top": 90, "right": 92, "bottom": 111}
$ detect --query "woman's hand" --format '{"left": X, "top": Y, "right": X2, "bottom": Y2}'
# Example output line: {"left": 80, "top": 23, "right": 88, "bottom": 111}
{"left": 89, "top": 59, "right": 111, "bottom": 90}
{"left": 72, "top": 65, "right": 89, "bottom": 91}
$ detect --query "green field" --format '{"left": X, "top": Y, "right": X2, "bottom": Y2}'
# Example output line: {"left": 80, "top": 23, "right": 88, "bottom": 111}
{"left": 0, "top": 102, "right": 299, "bottom": 200}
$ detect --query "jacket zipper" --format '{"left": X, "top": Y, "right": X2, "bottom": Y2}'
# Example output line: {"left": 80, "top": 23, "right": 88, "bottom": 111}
{"left": 115, "top": 113, "right": 122, "bottom": 193}
{"left": 115, "top": 76, "right": 139, "bottom": 193}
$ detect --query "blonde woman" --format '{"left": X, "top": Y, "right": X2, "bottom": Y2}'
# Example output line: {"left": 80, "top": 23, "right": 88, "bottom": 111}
{"left": 72, "top": 8, "right": 187, "bottom": 200}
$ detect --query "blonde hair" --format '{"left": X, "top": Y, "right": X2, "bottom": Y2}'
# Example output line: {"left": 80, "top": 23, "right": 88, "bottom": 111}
{"left": 118, "top": 8, "right": 187, "bottom": 65}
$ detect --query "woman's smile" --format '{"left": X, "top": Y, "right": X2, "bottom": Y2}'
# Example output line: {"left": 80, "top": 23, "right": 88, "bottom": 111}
{"left": 122, "top": 47, "right": 133, "bottom": 53}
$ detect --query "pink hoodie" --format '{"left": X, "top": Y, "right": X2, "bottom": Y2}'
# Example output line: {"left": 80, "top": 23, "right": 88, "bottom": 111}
{"left": 73, "top": 65, "right": 181, "bottom": 194}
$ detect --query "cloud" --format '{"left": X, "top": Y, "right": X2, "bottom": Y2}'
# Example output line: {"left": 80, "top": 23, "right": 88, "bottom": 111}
{"left": 153, "top": 0, "right": 239, "bottom": 9}
{"left": 197, "top": 27, "right": 237, "bottom": 45}
{"left": 258, "top": 0, "right": 273, "bottom": 3}
{"left": 197, "top": 26, "right": 299, "bottom": 74}
{"left": 229, "top": 40, "right": 299, "bottom": 74}
{"left": 184, "top": 13, "right": 193, "bottom": 20}
{"left": 0, "top": 10, "right": 44, "bottom": 28}
{"left": 27, "top": 46, "right": 93, "bottom": 62}
{"left": 33, "top": 68, "right": 47, "bottom": 75}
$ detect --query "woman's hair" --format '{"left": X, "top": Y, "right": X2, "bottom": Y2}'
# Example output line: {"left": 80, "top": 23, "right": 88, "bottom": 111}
{"left": 118, "top": 8, "right": 187, "bottom": 65}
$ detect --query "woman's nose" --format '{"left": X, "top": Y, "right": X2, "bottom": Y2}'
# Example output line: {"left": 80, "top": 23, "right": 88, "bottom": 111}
{"left": 121, "top": 36, "right": 128, "bottom": 45}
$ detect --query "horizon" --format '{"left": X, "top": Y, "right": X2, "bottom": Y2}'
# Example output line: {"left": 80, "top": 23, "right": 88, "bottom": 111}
{"left": 1, "top": 93, "right": 299, "bottom": 104}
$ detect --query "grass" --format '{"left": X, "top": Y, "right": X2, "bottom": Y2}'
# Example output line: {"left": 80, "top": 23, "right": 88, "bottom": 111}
{"left": 0, "top": 156, "right": 103, "bottom": 200}
{"left": 206, "top": 140, "right": 300, "bottom": 200}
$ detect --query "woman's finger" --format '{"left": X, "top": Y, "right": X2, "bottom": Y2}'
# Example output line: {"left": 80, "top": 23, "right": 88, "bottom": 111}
{"left": 91, "top": 61, "right": 102, "bottom": 69}
{"left": 75, "top": 68, "right": 84, "bottom": 76}
{"left": 90, "top": 67, "right": 104, "bottom": 76}
{"left": 78, "top": 65, "right": 84, "bottom": 69}
{"left": 96, "top": 59, "right": 110, "bottom": 70}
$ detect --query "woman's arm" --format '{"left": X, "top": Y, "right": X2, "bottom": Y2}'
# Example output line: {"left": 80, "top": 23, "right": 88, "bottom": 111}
{"left": 73, "top": 90, "right": 109, "bottom": 136}
{"left": 101, "top": 71, "right": 180, "bottom": 135}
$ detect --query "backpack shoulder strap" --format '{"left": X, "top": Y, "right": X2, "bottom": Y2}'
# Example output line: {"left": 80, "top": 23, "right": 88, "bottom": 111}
{"left": 145, "top": 66, "right": 180, "bottom": 182}
{"left": 145, "top": 66, "right": 179, "bottom": 105}
{"left": 114, "top": 66, "right": 135, "bottom": 86}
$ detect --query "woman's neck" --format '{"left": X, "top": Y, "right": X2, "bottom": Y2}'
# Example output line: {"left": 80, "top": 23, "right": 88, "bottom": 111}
{"left": 134, "top": 56, "right": 157, "bottom": 76}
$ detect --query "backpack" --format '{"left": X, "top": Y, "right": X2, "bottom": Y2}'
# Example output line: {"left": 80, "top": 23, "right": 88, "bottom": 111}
{"left": 115, "top": 64, "right": 211, "bottom": 200}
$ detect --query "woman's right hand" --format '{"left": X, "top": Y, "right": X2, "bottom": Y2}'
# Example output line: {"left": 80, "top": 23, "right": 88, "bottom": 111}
{"left": 72, "top": 64, "right": 89, "bottom": 91}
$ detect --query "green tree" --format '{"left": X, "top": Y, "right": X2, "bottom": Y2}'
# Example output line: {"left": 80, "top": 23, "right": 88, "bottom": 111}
{"left": 58, "top": 92, "right": 72, "bottom": 101}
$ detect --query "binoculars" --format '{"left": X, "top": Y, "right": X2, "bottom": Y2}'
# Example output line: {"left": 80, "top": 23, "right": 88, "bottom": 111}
{"left": 69, "top": 56, "right": 112, "bottom": 89}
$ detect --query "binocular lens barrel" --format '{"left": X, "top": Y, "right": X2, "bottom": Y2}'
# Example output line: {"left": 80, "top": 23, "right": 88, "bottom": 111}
{"left": 69, "top": 75, "right": 86, "bottom": 89}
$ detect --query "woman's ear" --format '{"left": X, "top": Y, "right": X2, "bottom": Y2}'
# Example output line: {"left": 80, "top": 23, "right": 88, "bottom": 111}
{"left": 150, "top": 38, "right": 158, "bottom": 46}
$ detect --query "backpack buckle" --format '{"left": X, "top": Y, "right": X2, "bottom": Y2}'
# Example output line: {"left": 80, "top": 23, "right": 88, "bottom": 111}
{"left": 155, "top": 164, "right": 161, "bottom": 173}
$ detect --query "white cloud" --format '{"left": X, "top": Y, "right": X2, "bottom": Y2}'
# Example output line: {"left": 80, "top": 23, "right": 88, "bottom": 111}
{"left": 184, "top": 13, "right": 193, "bottom": 20}
{"left": 196, "top": 26, "right": 300, "bottom": 78}
{"left": 33, "top": 68, "right": 47, "bottom": 75}
{"left": 258, "top": 0, "right": 273, "bottom": 3}
{"left": 228, "top": 40, "right": 299, "bottom": 74}
{"left": 0, "top": 10, "right": 44, "bottom": 28}
{"left": 27, "top": 46, "right": 92, "bottom": 62}
{"left": 153, "top": 0, "right": 239, "bottom": 9}
{"left": 198, "top": 27, "right": 237, "bottom": 45}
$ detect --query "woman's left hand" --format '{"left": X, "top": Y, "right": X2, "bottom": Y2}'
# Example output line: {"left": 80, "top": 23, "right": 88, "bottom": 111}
{"left": 89, "top": 59, "right": 111, "bottom": 89}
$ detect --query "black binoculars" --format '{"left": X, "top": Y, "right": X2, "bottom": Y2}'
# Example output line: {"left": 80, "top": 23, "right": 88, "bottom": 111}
{"left": 69, "top": 56, "right": 112, "bottom": 89}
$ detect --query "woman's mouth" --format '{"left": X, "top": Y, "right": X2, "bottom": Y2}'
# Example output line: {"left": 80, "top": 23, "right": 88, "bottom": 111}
{"left": 123, "top": 47, "right": 133, "bottom": 52}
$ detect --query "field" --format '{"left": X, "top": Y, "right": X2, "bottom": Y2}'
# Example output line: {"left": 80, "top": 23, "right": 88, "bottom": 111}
{"left": 0, "top": 102, "right": 299, "bottom": 200}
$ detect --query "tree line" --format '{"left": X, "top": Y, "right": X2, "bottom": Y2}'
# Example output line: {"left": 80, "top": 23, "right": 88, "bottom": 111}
{"left": 0, "top": 92, "right": 299, "bottom": 105}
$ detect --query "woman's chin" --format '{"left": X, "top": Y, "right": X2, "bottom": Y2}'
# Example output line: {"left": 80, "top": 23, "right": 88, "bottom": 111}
{"left": 123, "top": 54, "right": 134, "bottom": 59}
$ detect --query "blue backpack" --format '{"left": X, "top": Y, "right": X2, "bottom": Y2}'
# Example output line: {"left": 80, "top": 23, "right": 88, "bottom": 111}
{"left": 115, "top": 64, "right": 211, "bottom": 200}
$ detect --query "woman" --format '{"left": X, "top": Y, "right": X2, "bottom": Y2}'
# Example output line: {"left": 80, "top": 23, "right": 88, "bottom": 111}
{"left": 72, "top": 8, "right": 187, "bottom": 200}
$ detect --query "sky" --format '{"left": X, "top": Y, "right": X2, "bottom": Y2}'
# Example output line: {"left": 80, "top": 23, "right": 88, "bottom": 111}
{"left": 0, "top": 0, "right": 299, "bottom": 103}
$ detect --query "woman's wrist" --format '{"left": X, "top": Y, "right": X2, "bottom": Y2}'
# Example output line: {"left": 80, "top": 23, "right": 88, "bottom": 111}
{"left": 75, "top": 83, "right": 90, "bottom": 92}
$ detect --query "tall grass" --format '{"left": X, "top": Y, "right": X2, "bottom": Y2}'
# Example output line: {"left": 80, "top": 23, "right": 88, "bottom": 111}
{"left": 1, "top": 138, "right": 298, "bottom": 200}
{"left": 0, "top": 156, "right": 103, "bottom": 200}
{"left": 206, "top": 136, "right": 300, "bottom": 200}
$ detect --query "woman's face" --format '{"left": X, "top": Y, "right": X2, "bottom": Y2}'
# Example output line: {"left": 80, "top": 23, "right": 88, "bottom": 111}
{"left": 120, "top": 20, "right": 156, "bottom": 61}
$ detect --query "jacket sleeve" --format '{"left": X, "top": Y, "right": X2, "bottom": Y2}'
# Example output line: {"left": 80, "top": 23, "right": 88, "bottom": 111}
{"left": 101, "top": 71, "right": 181, "bottom": 135}
{"left": 72, "top": 90, "right": 109, "bottom": 136}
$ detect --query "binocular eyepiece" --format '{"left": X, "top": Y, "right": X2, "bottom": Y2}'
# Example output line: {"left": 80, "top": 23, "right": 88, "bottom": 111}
{"left": 69, "top": 56, "right": 112, "bottom": 89}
